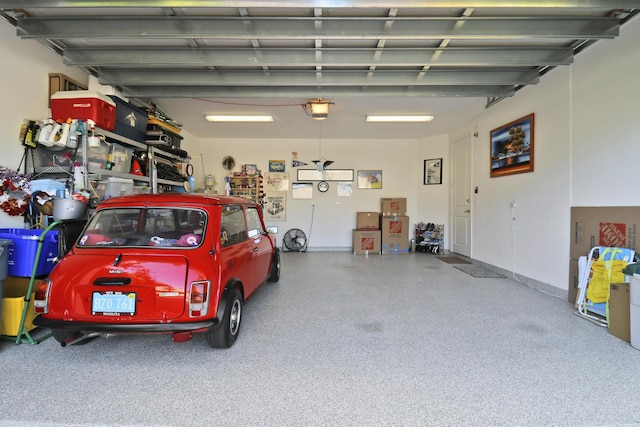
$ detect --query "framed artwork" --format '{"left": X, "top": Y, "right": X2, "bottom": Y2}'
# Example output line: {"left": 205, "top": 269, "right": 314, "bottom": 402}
{"left": 423, "top": 158, "right": 442, "bottom": 185}
{"left": 296, "top": 169, "right": 354, "bottom": 181}
{"left": 269, "top": 160, "right": 285, "bottom": 172}
{"left": 490, "top": 113, "right": 535, "bottom": 178}
{"left": 264, "top": 172, "right": 289, "bottom": 192}
{"left": 357, "top": 170, "right": 382, "bottom": 189}
{"left": 264, "top": 191, "right": 286, "bottom": 221}
{"left": 291, "top": 182, "right": 314, "bottom": 199}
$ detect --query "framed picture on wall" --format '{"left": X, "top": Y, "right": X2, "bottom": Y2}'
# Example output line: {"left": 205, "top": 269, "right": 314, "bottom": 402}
{"left": 490, "top": 113, "right": 535, "bottom": 178}
{"left": 423, "top": 158, "right": 443, "bottom": 185}
{"left": 357, "top": 170, "right": 382, "bottom": 189}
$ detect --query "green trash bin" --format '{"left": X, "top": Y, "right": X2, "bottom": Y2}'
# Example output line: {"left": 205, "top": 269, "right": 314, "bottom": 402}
{"left": 0, "top": 238, "right": 13, "bottom": 328}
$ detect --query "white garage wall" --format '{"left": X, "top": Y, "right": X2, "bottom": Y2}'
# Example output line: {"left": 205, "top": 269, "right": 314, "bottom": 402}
{"left": 0, "top": 21, "right": 88, "bottom": 227}
{"left": 182, "top": 136, "right": 426, "bottom": 249}
{"left": 570, "top": 17, "right": 640, "bottom": 207}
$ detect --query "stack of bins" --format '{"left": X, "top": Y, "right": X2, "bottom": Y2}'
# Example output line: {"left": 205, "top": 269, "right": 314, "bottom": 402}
{"left": 0, "top": 238, "right": 12, "bottom": 334}
{"left": 0, "top": 229, "right": 59, "bottom": 337}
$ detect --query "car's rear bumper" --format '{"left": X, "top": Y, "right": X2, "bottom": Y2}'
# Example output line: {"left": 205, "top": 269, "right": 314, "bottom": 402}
{"left": 33, "top": 316, "right": 215, "bottom": 333}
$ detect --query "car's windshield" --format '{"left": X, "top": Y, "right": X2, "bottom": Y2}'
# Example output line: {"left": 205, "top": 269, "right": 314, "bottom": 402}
{"left": 77, "top": 207, "right": 206, "bottom": 248}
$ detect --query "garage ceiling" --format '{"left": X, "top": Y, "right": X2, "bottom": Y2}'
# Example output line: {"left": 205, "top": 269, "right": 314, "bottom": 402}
{"left": 1, "top": 1, "right": 637, "bottom": 139}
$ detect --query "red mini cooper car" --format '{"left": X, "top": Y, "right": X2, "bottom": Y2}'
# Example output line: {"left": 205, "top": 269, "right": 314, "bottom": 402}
{"left": 34, "top": 193, "right": 280, "bottom": 348}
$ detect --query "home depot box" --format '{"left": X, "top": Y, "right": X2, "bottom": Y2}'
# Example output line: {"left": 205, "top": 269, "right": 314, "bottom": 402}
{"left": 381, "top": 198, "right": 407, "bottom": 216}
{"left": 352, "top": 230, "right": 381, "bottom": 255}
{"left": 356, "top": 212, "right": 380, "bottom": 230}
{"left": 570, "top": 206, "right": 640, "bottom": 260}
{"left": 381, "top": 215, "right": 410, "bottom": 254}
{"left": 50, "top": 90, "right": 116, "bottom": 131}
{"left": 609, "top": 282, "right": 630, "bottom": 342}
{"left": 1, "top": 276, "right": 37, "bottom": 336}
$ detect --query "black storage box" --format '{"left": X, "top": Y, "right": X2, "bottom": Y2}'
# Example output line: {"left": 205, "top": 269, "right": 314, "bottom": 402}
{"left": 108, "top": 96, "right": 148, "bottom": 143}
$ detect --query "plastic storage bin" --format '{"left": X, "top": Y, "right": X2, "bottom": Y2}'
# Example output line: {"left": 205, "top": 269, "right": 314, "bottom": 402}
{"left": 1, "top": 276, "right": 36, "bottom": 336}
{"left": 109, "top": 143, "right": 134, "bottom": 173}
{"left": 97, "top": 177, "right": 134, "bottom": 200}
{"left": 50, "top": 90, "right": 116, "bottom": 131}
{"left": 631, "top": 274, "right": 640, "bottom": 350}
{"left": 108, "top": 95, "right": 148, "bottom": 143}
{"left": 0, "top": 229, "right": 59, "bottom": 277}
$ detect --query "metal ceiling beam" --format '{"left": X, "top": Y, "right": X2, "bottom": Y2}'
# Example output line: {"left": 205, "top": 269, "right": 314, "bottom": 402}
{"left": 2, "top": 1, "right": 640, "bottom": 8}
{"left": 120, "top": 85, "right": 516, "bottom": 98}
{"left": 16, "top": 16, "right": 619, "bottom": 40}
{"left": 97, "top": 69, "right": 540, "bottom": 86}
{"left": 64, "top": 47, "right": 574, "bottom": 67}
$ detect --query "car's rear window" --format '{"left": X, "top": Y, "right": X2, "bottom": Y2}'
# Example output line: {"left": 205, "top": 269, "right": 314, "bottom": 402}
{"left": 77, "top": 207, "right": 206, "bottom": 248}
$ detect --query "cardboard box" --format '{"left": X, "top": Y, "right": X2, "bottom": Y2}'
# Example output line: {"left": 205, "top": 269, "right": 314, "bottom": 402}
{"left": 570, "top": 207, "right": 639, "bottom": 260}
{"left": 1, "top": 276, "right": 37, "bottom": 336}
{"left": 352, "top": 230, "right": 381, "bottom": 255}
{"left": 381, "top": 198, "right": 407, "bottom": 216}
{"left": 381, "top": 215, "right": 410, "bottom": 254}
{"left": 356, "top": 212, "right": 380, "bottom": 230}
{"left": 609, "top": 282, "right": 630, "bottom": 342}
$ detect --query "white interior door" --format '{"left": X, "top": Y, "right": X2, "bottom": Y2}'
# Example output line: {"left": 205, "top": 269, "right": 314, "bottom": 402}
{"left": 451, "top": 136, "right": 472, "bottom": 257}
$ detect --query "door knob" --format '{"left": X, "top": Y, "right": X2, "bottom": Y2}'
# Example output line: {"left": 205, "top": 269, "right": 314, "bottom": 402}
{"left": 465, "top": 209, "right": 471, "bottom": 213}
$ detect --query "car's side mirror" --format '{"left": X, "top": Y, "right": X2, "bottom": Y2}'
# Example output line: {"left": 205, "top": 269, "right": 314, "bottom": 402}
{"left": 266, "top": 226, "right": 278, "bottom": 234}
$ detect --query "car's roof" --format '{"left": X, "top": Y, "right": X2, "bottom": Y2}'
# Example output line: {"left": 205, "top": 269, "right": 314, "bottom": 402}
{"left": 97, "top": 193, "right": 259, "bottom": 208}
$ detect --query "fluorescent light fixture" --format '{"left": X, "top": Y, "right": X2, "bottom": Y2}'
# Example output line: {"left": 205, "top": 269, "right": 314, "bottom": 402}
{"left": 365, "top": 115, "right": 434, "bottom": 122}
{"left": 205, "top": 114, "right": 274, "bottom": 122}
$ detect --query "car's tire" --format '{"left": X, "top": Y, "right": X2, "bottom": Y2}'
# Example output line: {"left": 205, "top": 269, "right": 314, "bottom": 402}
{"left": 206, "top": 288, "right": 242, "bottom": 348}
{"left": 267, "top": 249, "right": 280, "bottom": 283}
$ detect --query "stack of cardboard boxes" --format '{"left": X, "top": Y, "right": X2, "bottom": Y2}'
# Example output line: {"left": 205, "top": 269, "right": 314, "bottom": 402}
{"left": 380, "top": 198, "right": 409, "bottom": 254}
{"left": 352, "top": 212, "right": 381, "bottom": 255}
{"left": 569, "top": 206, "right": 639, "bottom": 343}
{"left": 352, "top": 197, "right": 409, "bottom": 255}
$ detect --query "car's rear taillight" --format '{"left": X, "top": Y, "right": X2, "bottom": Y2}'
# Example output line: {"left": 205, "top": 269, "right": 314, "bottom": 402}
{"left": 189, "top": 281, "right": 210, "bottom": 317}
{"left": 34, "top": 280, "right": 52, "bottom": 314}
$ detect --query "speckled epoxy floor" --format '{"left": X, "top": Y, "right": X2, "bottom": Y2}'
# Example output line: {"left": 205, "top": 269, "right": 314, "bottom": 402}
{"left": 1, "top": 252, "right": 639, "bottom": 426}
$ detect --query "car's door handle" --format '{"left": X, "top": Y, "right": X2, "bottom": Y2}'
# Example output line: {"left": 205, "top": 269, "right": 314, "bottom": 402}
{"left": 253, "top": 247, "right": 259, "bottom": 252}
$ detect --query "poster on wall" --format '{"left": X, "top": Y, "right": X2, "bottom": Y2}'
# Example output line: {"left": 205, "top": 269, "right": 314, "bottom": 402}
{"left": 337, "top": 182, "right": 353, "bottom": 197}
{"left": 264, "top": 172, "right": 290, "bottom": 192}
{"left": 264, "top": 192, "right": 286, "bottom": 221}
{"left": 292, "top": 182, "right": 313, "bottom": 199}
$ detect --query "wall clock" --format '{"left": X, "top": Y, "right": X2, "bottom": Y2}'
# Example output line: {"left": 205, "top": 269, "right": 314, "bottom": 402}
{"left": 317, "top": 181, "right": 329, "bottom": 193}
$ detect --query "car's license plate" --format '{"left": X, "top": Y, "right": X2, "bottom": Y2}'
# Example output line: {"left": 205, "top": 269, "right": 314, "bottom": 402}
{"left": 92, "top": 292, "right": 136, "bottom": 315}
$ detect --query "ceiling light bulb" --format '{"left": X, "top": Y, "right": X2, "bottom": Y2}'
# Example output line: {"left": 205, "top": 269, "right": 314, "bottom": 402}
{"left": 307, "top": 98, "right": 332, "bottom": 120}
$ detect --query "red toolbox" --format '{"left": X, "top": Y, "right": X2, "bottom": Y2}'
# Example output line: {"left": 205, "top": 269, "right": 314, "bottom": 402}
{"left": 50, "top": 90, "right": 116, "bottom": 131}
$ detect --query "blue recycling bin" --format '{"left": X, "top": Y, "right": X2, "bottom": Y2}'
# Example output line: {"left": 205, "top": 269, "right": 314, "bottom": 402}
{"left": 0, "top": 238, "right": 13, "bottom": 327}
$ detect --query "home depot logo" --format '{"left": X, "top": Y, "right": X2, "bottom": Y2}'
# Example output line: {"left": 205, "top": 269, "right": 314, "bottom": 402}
{"left": 390, "top": 201, "right": 400, "bottom": 211}
{"left": 359, "top": 237, "right": 375, "bottom": 250}
{"left": 389, "top": 220, "right": 403, "bottom": 234}
{"left": 600, "top": 222, "right": 626, "bottom": 247}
